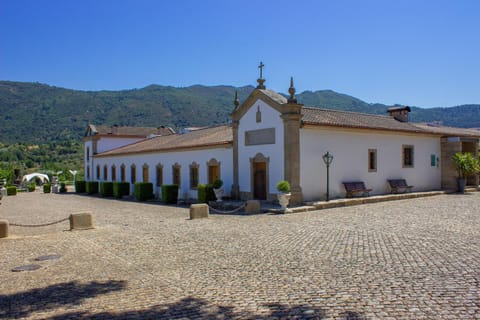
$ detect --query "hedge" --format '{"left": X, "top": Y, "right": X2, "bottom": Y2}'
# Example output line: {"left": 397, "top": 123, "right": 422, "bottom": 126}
{"left": 43, "top": 184, "right": 51, "bottom": 193}
{"left": 28, "top": 183, "right": 36, "bottom": 192}
{"left": 134, "top": 182, "right": 154, "bottom": 201}
{"left": 100, "top": 182, "right": 114, "bottom": 197}
{"left": 59, "top": 182, "right": 67, "bottom": 193}
{"left": 197, "top": 184, "right": 216, "bottom": 203}
{"left": 113, "top": 182, "right": 130, "bottom": 198}
{"left": 161, "top": 184, "right": 179, "bottom": 204}
{"left": 6, "top": 186, "right": 17, "bottom": 196}
{"left": 75, "top": 180, "right": 86, "bottom": 193}
{"left": 86, "top": 181, "right": 99, "bottom": 194}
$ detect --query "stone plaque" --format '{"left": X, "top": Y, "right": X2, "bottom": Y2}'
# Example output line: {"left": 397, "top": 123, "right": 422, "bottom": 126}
{"left": 245, "top": 128, "right": 275, "bottom": 146}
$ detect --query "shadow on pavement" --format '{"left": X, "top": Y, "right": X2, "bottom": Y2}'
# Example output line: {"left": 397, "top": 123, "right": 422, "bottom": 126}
{"left": 44, "top": 296, "right": 365, "bottom": 319}
{"left": 0, "top": 280, "right": 126, "bottom": 319}
{"left": 1, "top": 281, "right": 368, "bottom": 319}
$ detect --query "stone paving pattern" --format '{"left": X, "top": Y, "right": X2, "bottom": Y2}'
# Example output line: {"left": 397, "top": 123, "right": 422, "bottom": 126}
{"left": 0, "top": 191, "right": 479, "bottom": 319}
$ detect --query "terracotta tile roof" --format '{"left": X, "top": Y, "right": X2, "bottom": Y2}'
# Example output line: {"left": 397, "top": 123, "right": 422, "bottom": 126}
{"left": 411, "top": 124, "right": 480, "bottom": 137}
{"left": 301, "top": 107, "right": 425, "bottom": 133}
{"left": 96, "top": 125, "right": 232, "bottom": 157}
{"left": 88, "top": 124, "right": 175, "bottom": 137}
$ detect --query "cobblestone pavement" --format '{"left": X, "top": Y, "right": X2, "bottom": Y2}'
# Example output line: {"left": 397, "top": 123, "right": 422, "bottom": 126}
{"left": 0, "top": 192, "right": 479, "bottom": 319}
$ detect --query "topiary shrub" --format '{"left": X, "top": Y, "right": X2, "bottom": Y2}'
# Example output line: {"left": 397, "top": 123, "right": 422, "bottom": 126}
{"left": 276, "top": 180, "right": 291, "bottom": 193}
{"left": 206, "top": 184, "right": 216, "bottom": 202}
{"left": 197, "top": 184, "right": 207, "bottom": 203}
{"left": 28, "top": 183, "right": 36, "bottom": 192}
{"left": 6, "top": 186, "right": 17, "bottom": 196}
{"left": 75, "top": 180, "right": 86, "bottom": 193}
{"left": 100, "top": 182, "right": 114, "bottom": 197}
{"left": 134, "top": 182, "right": 154, "bottom": 201}
{"left": 43, "top": 184, "right": 51, "bottom": 193}
{"left": 197, "top": 184, "right": 216, "bottom": 203}
{"left": 161, "top": 184, "right": 179, "bottom": 204}
{"left": 113, "top": 182, "right": 130, "bottom": 198}
{"left": 212, "top": 179, "right": 223, "bottom": 189}
{"left": 59, "top": 182, "right": 67, "bottom": 193}
{"left": 86, "top": 181, "right": 99, "bottom": 194}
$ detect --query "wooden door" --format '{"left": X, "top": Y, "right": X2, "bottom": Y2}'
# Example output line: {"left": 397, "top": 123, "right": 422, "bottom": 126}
{"left": 253, "top": 162, "right": 267, "bottom": 200}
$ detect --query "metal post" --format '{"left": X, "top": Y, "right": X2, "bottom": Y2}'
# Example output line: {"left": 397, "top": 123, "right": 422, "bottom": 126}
{"left": 326, "top": 161, "right": 330, "bottom": 202}
{"left": 322, "top": 151, "right": 334, "bottom": 202}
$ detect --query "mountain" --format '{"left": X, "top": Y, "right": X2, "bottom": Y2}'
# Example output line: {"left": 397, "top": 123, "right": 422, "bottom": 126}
{"left": 1, "top": 80, "right": 479, "bottom": 143}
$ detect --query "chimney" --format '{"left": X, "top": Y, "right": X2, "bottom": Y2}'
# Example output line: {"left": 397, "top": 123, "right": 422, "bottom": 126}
{"left": 111, "top": 124, "right": 119, "bottom": 134}
{"left": 387, "top": 106, "right": 411, "bottom": 122}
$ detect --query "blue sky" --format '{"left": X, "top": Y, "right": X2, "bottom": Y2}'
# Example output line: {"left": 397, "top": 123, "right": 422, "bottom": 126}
{"left": 1, "top": 0, "right": 479, "bottom": 108}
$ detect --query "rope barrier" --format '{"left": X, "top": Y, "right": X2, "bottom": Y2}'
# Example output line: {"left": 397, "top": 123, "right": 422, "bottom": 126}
{"left": 208, "top": 203, "right": 246, "bottom": 214}
{"left": 10, "top": 217, "right": 70, "bottom": 228}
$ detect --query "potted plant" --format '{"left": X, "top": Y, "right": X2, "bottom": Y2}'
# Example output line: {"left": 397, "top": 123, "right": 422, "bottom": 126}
{"left": 452, "top": 152, "right": 480, "bottom": 193}
{"left": 212, "top": 179, "right": 224, "bottom": 202}
{"left": 276, "top": 180, "right": 291, "bottom": 212}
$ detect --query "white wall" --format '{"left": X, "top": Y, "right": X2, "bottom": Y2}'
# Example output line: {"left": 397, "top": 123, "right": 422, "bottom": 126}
{"left": 97, "top": 137, "right": 144, "bottom": 154}
{"left": 237, "top": 99, "right": 284, "bottom": 194}
{"left": 84, "top": 137, "right": 144, "bottom": 181}
{"left": 94, "top": 146, "right": 233, "bottom": 199}
{"left": 300, "top": 127, "right": 441, "bottom": 201}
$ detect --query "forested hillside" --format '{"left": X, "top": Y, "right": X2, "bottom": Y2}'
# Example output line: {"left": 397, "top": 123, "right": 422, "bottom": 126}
{"left": 0, "top": 81, "right": 253, "bottom": 143}
{"left": 1, "top": 80, "right": 479, "bottom": 144}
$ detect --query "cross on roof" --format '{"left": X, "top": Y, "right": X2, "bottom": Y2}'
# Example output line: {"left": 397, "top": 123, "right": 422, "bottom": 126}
{"left": 258, "top": 61, "right": 265, "bottom": 79}
{"left": 256, "top": 62, "right": 266, "bottom": 89}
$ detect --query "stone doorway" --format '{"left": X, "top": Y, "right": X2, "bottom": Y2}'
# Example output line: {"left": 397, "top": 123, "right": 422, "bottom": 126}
{"left": 250, "top": 153, "right": 269, "bottom": 200}
{"left": 253, "top": 162, "right": 267, "bottom": 200}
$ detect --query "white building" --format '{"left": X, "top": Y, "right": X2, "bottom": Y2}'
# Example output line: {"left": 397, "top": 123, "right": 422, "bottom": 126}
{"left": 84, "top": 76, "right": 480, "bottom": 204}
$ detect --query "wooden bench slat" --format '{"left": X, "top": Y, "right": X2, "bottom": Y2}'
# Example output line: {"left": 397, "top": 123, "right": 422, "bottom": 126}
{"left": 342, "top": 181, "right": 372, "bottom": 198}
{"left": 387, "top": 179, "right": 414, "bottom": 194}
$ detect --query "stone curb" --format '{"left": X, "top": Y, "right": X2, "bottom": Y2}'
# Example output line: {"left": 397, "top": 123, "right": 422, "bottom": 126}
{"left": 267, "top": 188, "right": 479, "bottom": 214}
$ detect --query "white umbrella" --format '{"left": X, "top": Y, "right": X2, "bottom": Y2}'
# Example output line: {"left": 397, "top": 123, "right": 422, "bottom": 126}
{"left": 22, "top": 173, "right": 50, "bottom": 183}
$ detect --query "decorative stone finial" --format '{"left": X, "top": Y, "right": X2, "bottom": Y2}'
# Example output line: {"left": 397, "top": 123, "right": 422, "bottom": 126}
{"left": 256, "top": 61, "right": 266, "bottom": 89}
{"left": 234, "top": 90, "right": 240, "bottom": 109}
{"left": 288, "top": 77, "right": 297, "bottom": 103}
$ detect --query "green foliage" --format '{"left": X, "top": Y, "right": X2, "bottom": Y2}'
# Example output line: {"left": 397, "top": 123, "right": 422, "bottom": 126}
{"left": 134, "top": 182, "right": 154, "bottom": 201}
{"left": 161, "top": 184, "right": 179, "bottom": 204}
{"left": 197, "top": 184, "right": 207, "bottom": 203}
{"left": 212, "top": 179, "right": 223, "bottom": 189}
{"left": 452, "top": 152, "right": 480, "bottom": 179}
{"left": 113, "top": 182, "right": 130, "bottom": 198}
{"left": 86, "top": 181, "right": 99, "bottom": 195}
{"left": 43, "top": 184, "right": 51, "bottom": 193}
{"left": 28, "top": 182, "right": 36, "bottom": 192}
{"left": 75, "top": 180, "right": 86, "bottom": 193}
{"left": 0, "top": 141, "right": 83, "bottom": 179}
{"left": 206, "top": 184, "right": 216, "bottom": 202}
{"left": 0, "top": 166, "right": 15, "bottom": 185}
{"left": 196, "top": 184, "right": 216, "bottom": 203}
{"left": 100, "top": 182, "right": 114, "bottom": 197}
{"left": 59, "top": 182, "right": 67, "bottom": 193}
{"left": 276, "top": 180, "right": 291, "bottom": 193}
{"left": 6, "top": 186, "right": 17, "bottom": 196}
